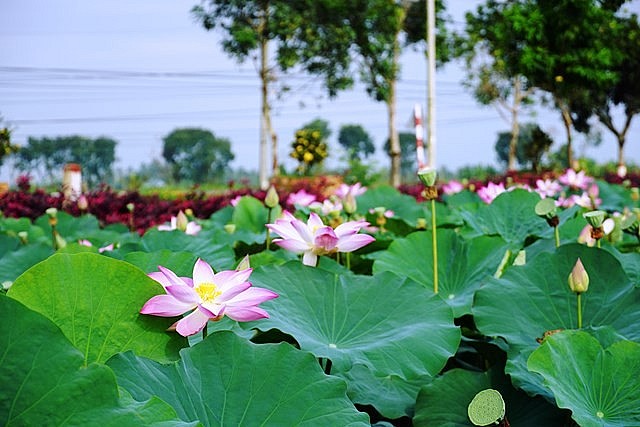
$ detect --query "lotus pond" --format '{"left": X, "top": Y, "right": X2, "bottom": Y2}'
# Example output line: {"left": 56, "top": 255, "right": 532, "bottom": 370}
{"left": 1, "top": 175, "right": 639, "bottom": 426}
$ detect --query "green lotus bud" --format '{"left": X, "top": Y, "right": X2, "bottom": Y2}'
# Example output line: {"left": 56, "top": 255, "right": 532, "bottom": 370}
{"left": 568, "top": 258, "right": 589, "bottom": 294}
{"left": 416, "top": 217, "right": 427, "bottom": 230}
{"left": 176, "top": 211, "right": 188, "bottom": 232}
{"left": 265, "top": 185, "right": 279, "bottom": 209}
{"left": 224, "top": 223, "right": 236, "bottom": 234}
{"left": 126, "top": 202, "right": 135, "bottom": 213}
{"left": 343, "top": 192, "right": 357, "bottom": 215}
{"left": 583, "top": 210, "right": 606, "bottom": 228}
{"left": 236, "top": 255, "right": 251, "bottom": 271}
{"left": 45, "top": 207, "right": 58, "bottom": 219}
{"left": 54, "top": 233, "right": 67, "bottom": 250}
{"left": 418, "top": 167, "right": 437, "bottom": 187}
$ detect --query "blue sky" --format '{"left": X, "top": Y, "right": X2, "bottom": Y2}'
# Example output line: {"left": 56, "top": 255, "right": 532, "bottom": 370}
{"left": 1, "top": 0, "right": 639, "bottom": 182}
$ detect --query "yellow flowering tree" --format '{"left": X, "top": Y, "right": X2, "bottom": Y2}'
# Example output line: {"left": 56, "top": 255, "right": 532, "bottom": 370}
{"left": 290, "top": 126, "right": 329, "bottom": 175}
{"left": 0, "top": 127, "right": 19, "bottom": 168}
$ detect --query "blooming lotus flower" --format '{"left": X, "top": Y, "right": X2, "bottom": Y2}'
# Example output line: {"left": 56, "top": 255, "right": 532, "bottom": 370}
{"left": 442, "top": 180, "right": 464, "bottom": 195}
{"left": 158, "top": 211, "right": 201, "bottom": 235}
{"left": 558, "top": 169, "right": 593, "bottom": 190}
{"left": 266, "top": 211, "right": 375, "bottom": 266}
{"left": 535, "top": 179, "right": 562, "bottom": 198}
{"left": 477, "top": 182, "right": 506, "bottom": 204}
{"left": 334, "top": 183, "right": 367, "bottom": 199}
{"left": 140, "top": 259, "right": 278, "bottom": 336}
{"left": 309, "top": 199, "right": 343, "bottom": 216}
{"left": 286, "top": 189, "right": 317, "bottom": 207}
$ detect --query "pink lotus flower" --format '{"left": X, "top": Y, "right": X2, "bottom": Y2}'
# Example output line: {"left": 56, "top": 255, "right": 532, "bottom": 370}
{"left": 477, "top": 182, "right": 506, "bottom": 204}
{"left": 266, "top": 211, "right": 375, "bottom": 266}
{"left": 535, "top": 179, "right": 563, "bottom": 198}
{"left": 558, "top": 169, "right": 593, "bottom": 190}
{"left": 140, "top": 259, "right": 278, "bottom": 336}
{"left": 309, "top": 199, "right": 343, "bottom": 216}
{"left": 78, "top": 239, "right": 114, "bottom": 253}
{"left": 442, "top": 180, "right": 464, "bottom": 195}
{"left": 286, "top": 189, "right": 317, "bottom": 207}
{"left": 334, "top": 183, "right": 367, "bottom": 199}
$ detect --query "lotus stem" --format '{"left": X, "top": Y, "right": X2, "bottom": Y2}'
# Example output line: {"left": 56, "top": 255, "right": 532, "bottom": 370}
{"left": 266, "top": 207, "right": 273, "bottom": 250}
{"left": 431, "top": 199, "right": 438, "bottom": 294}
{"left": 346, "top": 252, "right": 351, "bottom": 270}
{"left": 202, "top": 323, "right": 208, "bottom": 339}
{"left": 577, "top": 293, "right": 582, "bottom": 329}
{"left": 554, "top": 226, "right": 560, "bottom": 248}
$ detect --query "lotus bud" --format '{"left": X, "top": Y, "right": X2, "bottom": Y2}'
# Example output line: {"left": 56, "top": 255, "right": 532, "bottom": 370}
{"left": 45, "top": 207, "right": 58, "bottom": 219}
{"left": 176, "top": 211, "right": 189, "bottom": 232}
{"left": 54, "top": 233, "right": 67, "bottom": 249}
{"left": 416, "top": 217, "right": 427, "bottom": 230}
{"left": 583, "top": 210, "right": 606, "bottom": 228}
{"left": 418, "top": 167, "right": 437, "bottom": 187}
{"left": 343, "top": 192, "right": 357, "bottom": 215}
{"left": 17, "top": 231, "right": 28, "bottom": 244}
{"left": 236, "top": 255, "right": 251, "bottom": 271}
{"left": 2, "top": 281, "right": 12, "bottom": 291}
{"left": 77, "top": 195, "right": 88, "bottom": 211}
{"left": 264, "top": 185, "right": 279, "bottom": 209}
{"left": 126, "top": 202, "right": 135, "bottom": 213}
{"left": 568, "top": 258, "right": 589, "bottom": 294}
{"left": 224, "top": 223, "right": 236, "bottom": 234}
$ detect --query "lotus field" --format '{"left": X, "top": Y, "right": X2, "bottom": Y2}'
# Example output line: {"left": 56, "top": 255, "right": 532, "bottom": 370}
{"left": 1, "top": 171, "right": 640, "bottom": 426}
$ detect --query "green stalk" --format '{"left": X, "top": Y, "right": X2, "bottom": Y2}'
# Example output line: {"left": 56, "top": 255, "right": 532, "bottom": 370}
{"left": 266, "top": 207, "right": 273, "bottom": 250}
{"left": 431, "top": 199, "right": 438, "bottom": 294}
{"left": 577, "top": 293, "right": 582, "bottom": 329}
{"left": 554, "top": 226, "right": 560, "bottom": 248}
{"left": 346, "top": 252, "right": 351, "bottom": 270}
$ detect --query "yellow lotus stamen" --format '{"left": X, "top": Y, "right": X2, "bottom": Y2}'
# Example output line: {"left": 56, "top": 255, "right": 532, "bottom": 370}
{"left": 196, "top": 283, "right": 221, "bottom": 303}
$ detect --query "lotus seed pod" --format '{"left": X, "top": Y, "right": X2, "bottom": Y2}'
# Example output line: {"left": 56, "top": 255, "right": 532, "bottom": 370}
{"left": 45, "top": 207, "right": 58, "bottom": 219}
{"left": 583, "top": 210, "right": 606, "bottom": 228}
{"left": 535, "top": 198, "right": 557, "bottom": 219}
{"left": 468, "top": 389, "right": 505, "bottom": 426}
{"left": 126, "top": 202, "right": 135, "bottom": 212}
{"left": 568, "top": 258, "right": 589, "bottom": 294}
{"left": 418, "top": 167, "right": 437, "bottom": 187}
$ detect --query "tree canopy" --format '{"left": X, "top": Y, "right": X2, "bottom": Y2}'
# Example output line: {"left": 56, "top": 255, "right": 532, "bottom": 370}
{"left": 15, "top": 135, "right": 116, "bottom": 186}
{"left": 338, "top": 124, "right": 375, "bottom": 161}
{"left": 162, "top": 128, "right": 234, "bottom": 183}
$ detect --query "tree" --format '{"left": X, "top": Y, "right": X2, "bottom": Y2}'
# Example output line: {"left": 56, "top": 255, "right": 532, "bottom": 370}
{"left": 337, "top": 124, "right": 375, "bottom": 161}
{"left": 384, "top": 132, "right": 417, "bottom": 180}
{"left": 455, "top": 2, "right": 536, "bottom": 171}
{"left": 0, "top": 126, "right": 19, "bottom": 169}
{"left": 162, "top": 128, "right": 234, "bottom": 183}
{"left": 476, "top": 0, "right": 627, "bottom": 167}
{"left": 15, "top": 136, "right": 116, "bottom": 186}
{"left": 289, "top": 120, "right": 329, "bottom": 175}
{"left": 495, "top": 123, "right": 553, "bottom": 172}
{"left": 571, "top": 11, "right": 640, "bottom": 168}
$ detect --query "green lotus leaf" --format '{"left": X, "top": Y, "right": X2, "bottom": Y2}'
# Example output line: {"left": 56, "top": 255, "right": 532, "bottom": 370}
{"left": 597, "top": 180, "right": 634, "bottom": 212}
{"left": 108, "top": 331, "right": 370, "bottom": 426}
{"left": 8, "top": 252, "right": 186, "bottom": 364}
{"left": 0, "top": 295, "right": 195, "bottom": 427}
{"left": 413, "top": 367, "right": 568, "bottom": 427}
{"left": 124, "top": 250, "right": 199, "bottom": 276}
{"left": 473, "top": 244, "right": 640, "bottom": 395}
{"left": 604, "top": 246, "right": 640, "bottom": 288}
{"left": 0, "top": 242, "right": 52, "bottom": 283}
{"left": 35, "top": 211, "right": 101, "bottom": 240}
{"left": 0, "top": 234, "right": 19, "bottom": 258}
{"left": 140, "top": 229, "right": 235, "bottom": 271}
{"left": 232, "top": 195, "right": 280, "bottom": 235}
{"left": 459, "top": 189, "right": 567, "bottom": 244}
{"left": 0, "top": 216, "right": 46, "bottom": 244}
{"left": 247, "top": 262, "right": 461, "bottom": 380}
{"left": 336, "top": 364, "right": 426, "bottom": 419}
{"left": 528, "top": 330, "right": 640, "bottom": 427}
{"left": 371, "top": 229, "right": 511, "bottom": 317}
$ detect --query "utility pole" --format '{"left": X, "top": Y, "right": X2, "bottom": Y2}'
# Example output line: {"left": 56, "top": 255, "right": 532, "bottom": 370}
{"left": 426, "top": 0, "right": 436, "bottom": 168}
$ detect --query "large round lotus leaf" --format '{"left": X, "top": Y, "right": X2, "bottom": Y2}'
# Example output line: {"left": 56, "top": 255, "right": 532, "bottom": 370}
{"left": 0, "top": 242, "right": 52, "bottom": 283}
{"left": 473, "top": 244, "right": 640, "bottom": 395}
{"left": 140, "top": 229, "right": 235, "bottom": 271}
{"left": 459, "top": 189, "right": 561, "bottom": 244}
{"left": 0, "top": 295, "right": 195, "bottom": 427}
{"left": 108, "top": 331, "right": 370, "bottom": 426}
{"left": 356, "top": 186, "right": 424, "bottom": 221}
{"left": 247, "top": 262, "right": 460, "bottom": 380}
{"left": 372, "top": 229, "right": 511, "bottom": 317}
{"left": 7, "top": 252, "right": 186, "bottom": 364}
{"left": 604, "top": 246, "right": 640, "bottom": 288}
{"left": 413, "top": 367, "right": 567, "bottom": 427}
{"left": 528, "top": 330, "right": 640, "bottom": 427}
{"left": 0, "top": 234, "right": 19, "bottom": 258}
